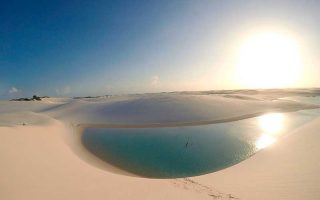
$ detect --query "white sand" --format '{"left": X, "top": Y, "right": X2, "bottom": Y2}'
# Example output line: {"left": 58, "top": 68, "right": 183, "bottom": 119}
{"left": 0, "top": 90, "right": 319, "bottom": 199}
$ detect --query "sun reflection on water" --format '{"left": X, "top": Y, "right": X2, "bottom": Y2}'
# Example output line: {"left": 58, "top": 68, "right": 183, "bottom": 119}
{"left": 255, "top": 113, "right": 286, "bottom": 150}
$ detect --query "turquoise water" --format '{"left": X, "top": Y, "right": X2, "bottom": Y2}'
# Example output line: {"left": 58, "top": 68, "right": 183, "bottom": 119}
{"left": 82, "top": 109, "right": 319, "bottom": 178}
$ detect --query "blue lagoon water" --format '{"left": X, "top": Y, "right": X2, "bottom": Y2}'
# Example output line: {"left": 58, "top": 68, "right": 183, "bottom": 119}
{"left": 82, "top": 109, "right": 319, "bottom": 178}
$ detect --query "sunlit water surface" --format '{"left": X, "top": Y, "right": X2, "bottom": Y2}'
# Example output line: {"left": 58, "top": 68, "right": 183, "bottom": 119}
{"left": 82, "top": 108, "right": 319, "bottom": 178}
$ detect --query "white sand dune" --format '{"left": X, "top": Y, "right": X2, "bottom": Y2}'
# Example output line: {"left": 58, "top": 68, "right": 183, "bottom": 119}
{"left": 42, "top": 93, "right": 317, "bottom": 125}
{"left": 0, "top": 89, "right": 319, "bottom": 199}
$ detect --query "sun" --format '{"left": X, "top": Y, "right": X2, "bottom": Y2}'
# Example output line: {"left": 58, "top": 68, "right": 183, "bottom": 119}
{"left": 234, "top": 31, "right": 303, "bottom": 89}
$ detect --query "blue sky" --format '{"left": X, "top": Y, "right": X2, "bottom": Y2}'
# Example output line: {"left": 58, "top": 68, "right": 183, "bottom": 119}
{"left": 1, "top": 0, "right": 319, "bottom": 99}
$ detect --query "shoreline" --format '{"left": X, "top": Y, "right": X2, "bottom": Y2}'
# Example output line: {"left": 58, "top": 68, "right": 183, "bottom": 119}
{"left": 64, "top": 123, "right": 140, "bottom": 177}
{"left": 73, "top": 106, "right": 320, "bottom": 179}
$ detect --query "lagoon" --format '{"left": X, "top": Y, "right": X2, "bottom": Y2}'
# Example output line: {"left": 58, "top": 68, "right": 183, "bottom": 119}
{"left": 82, "top": 109, "right": 319, "bottom": 178}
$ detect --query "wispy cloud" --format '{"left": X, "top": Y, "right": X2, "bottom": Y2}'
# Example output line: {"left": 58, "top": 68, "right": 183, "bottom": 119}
{"left": 55, "top": 86, "right": 71, "bottom": 96}
{"left": 151, "top": 75, "right": 160, "bottom": 86}
{"left": 8, "top": 87, "right": 19, "bottom": 94}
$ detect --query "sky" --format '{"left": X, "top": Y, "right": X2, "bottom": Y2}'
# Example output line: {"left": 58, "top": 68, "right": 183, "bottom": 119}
{"left": 1, "top": 0, "right": 319, "bottom": 99}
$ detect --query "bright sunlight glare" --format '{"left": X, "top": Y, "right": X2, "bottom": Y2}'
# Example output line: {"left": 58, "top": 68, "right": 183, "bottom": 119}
{"left": 255, "top": 113, "right": 286, "bottom": 150}
{"left": 258, "top": 113, "right": 285, "bottom": 134}
{"left": 235, "top": 32, "right": 303, "bottom": 89}
{"left": 255, "top": 134, "right": 276, "bottom": 150}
